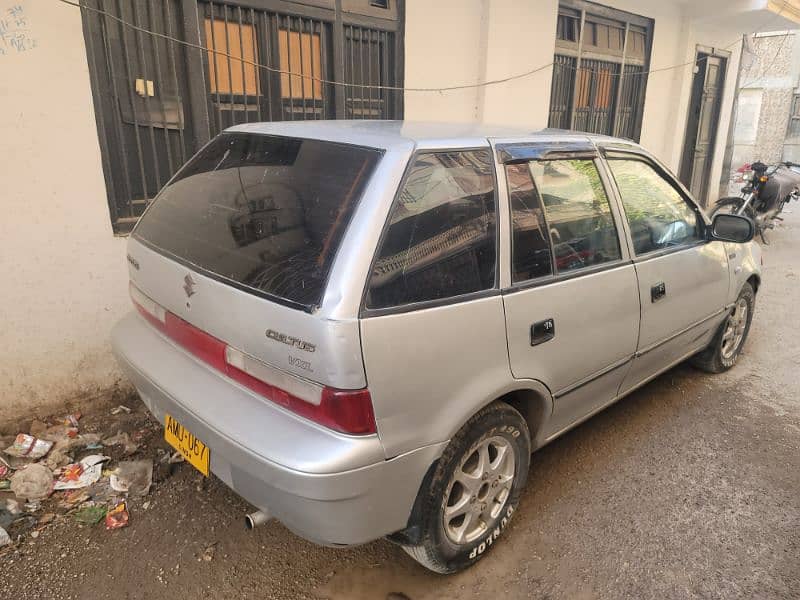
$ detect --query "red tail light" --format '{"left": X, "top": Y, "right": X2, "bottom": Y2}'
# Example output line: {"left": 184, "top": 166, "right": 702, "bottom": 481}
{"left": 129, "top": 283, "right": 376, "bottom": 435}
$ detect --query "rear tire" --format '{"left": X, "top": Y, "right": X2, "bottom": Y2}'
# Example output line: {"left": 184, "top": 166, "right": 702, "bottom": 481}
{"left": 401, "top": 402, "right": 530, "bottom": 574}
{"left": 691, "top": 282, "right": 755, "bottom": 373}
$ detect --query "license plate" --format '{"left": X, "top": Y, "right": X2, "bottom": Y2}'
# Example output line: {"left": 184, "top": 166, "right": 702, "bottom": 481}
{"left": 164, "top": 414, "right": 210, "bottom": 476}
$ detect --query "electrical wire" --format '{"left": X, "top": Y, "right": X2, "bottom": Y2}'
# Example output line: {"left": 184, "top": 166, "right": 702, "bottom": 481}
{"left": 740, "top": 30, "right": 794, "bottom": 88}
{"left": 55, "top": 0, "right": 793, "bottom": 89}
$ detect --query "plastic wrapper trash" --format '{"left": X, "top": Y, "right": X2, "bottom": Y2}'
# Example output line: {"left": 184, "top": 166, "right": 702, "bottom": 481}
{"left": 0, "top": 498, "right": 21, "bottom": 528}
{"left": 0, "top": 526, "right": 11, "bottom": 547}
{"left": 74, "top": 504, "right": 107, "bottom": 525}
{"left": 10, "top": 463, "right": 54, "bottom": 501}
{"left": 103, "top": 432, "right": 138, "bottom": 456}
{"left": 61, "top": 412, "right": 81, "bottom": 428}
{"left": 4, "top": 434, "right": 54, "bottom": 459}
{"left": 110, "top": 460, "right": 153, "bottom": 496}
{"left": 53, "top": 455, "right": 109, "bottom": 491}
{"left": 105, "top": 502, "right": 129, "bottom": 530}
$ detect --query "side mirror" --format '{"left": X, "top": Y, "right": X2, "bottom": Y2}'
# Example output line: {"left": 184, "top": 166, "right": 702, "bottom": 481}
{"left": 710, "top": 213, "right": 755, "bottom": 243}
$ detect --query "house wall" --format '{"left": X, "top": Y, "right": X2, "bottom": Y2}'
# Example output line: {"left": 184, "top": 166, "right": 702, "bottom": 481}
{"left": 404, "top": 0, "right": 744, "bottom": 205}
{"left": 0, "top": 1, "right": 131, "bottom": 417}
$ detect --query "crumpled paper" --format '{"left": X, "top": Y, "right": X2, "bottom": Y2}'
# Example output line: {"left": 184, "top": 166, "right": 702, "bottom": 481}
{"left": 53, "top": 455, "right": 109, "bottom": 491}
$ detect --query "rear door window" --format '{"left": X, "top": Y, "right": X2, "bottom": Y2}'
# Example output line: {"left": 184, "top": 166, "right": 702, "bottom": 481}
{"left": 508, "top": 158, "right": 621, "bottom": 281}
{"left": 505, "top": 163, "right": 553, "bottom": 282}
{"left": 366, "top": 150, "right": 497, "bottom": 310}
{"left": 133, "top": 132, "right": 382, "bottom": 309}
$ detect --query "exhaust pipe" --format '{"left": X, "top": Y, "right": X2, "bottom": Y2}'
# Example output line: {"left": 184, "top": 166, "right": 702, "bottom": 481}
{"left": 245, "top": 510, "right": 271, "bottom": 530}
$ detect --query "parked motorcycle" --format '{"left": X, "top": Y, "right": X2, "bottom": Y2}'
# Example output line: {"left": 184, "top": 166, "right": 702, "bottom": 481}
{"left": 713, "top": 161, "right": 800, "bottom": 243}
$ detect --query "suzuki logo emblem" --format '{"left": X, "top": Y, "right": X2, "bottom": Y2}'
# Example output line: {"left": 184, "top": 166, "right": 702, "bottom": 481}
{"left": 183, "top": 274, "right": 196, "bottom": 298}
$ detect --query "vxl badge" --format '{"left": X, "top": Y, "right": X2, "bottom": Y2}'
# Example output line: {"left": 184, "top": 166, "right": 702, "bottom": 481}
{"left": 183, "top": 274, "right": 196, "bottom": 298}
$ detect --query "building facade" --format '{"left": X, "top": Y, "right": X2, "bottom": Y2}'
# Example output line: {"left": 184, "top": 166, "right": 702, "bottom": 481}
{"left": 2, "top": 0, "right": 800, "bottom": 416}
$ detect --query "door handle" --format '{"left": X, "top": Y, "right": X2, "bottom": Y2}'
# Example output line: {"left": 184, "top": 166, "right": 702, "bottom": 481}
{"left": 531, "top": 318, "right": 555, "bottom": 346}
{"left": 651, "top": 282, "right": 666, "bottom": 303}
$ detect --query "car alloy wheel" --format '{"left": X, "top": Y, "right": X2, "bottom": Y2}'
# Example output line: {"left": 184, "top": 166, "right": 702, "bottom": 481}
{"left": 721, "top": 297, "right": 748, "bottom": 360}
{"left": 442, "top": 435, "right": 516, "bottom": 545}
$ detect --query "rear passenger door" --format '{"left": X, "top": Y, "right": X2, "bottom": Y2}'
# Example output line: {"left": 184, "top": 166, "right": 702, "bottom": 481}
{"left": 496, "top": 143, "right": 640, "bottom": 440}
{"left": 359, "top": 149, "right": 511, "bottom": 458}
{"left": 601, "top": 149, "right": 730, "bottom": 393}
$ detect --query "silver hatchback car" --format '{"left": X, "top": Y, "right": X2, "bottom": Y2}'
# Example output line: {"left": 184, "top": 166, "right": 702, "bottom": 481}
{"left": 112, "top": 121, "right": 761, "bottom": 573}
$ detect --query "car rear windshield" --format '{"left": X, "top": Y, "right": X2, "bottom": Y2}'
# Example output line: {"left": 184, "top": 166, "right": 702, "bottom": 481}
{"left": 133, "top": 132, "right": 382, "bottom": 309}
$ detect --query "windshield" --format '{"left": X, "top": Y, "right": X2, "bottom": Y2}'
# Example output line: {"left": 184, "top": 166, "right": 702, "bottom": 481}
{"left": 133, "top": 132, "right": 382, "bottom": 309}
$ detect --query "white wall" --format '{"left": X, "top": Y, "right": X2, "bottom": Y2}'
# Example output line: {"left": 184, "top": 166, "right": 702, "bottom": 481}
{"left": 403, "top": 0, "right": 487, "bottom": 122}
{"left": 404, "top": 0, "right": 746, "bottom": 205}
{"left": 0, "top": 0, "right": 130, "bottom": 417}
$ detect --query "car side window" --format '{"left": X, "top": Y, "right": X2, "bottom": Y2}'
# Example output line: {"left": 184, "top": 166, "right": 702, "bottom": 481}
{"left": 366, "top": 150, "right": 497, "bottom": 310}
{"left": 508, "top": 159, "right": 621, "bottom": 282}
{"left": 606, "top": 157, "right": 703, "bottom": 255}
{"left": 506, "top": 163, "right": 553, "bottom": 282}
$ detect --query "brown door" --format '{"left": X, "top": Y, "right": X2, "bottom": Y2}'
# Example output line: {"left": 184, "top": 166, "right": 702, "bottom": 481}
{"left": 680, "top": 53, "right": 726, "bottom": 204}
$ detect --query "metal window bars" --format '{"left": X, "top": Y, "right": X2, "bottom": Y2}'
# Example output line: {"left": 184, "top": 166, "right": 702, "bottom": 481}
{"left": 548, "top": 0, "right": 653, "bottom": 142}
{"left": 80, "top": 0, "right": 403, "bottom": 233}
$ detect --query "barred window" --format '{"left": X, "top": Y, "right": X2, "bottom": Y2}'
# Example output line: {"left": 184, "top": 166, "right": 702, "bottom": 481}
{"left": 79, "top": 0, "right": 403, "bottom": 234}
{"left": 548, "top": 1, "right": 653, "bottom": 142}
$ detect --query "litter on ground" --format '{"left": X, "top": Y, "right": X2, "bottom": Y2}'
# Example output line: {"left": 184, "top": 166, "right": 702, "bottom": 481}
{"left": 4, "top": 434, "right": 54, "bottom": 459}
{"left": 105, "top": 502, "right": 129, "bottom": 530}
{"left": 109, "top": 460, "right": 153, "bottom": 496}
{"left": 10, "top": 463, "right": 54, "bottom": 501}
{"left": 0, "top": 526, "right": 11, "bottom": 547}
{"left": 53, "top": 455, "right": 109, "bottom": 491}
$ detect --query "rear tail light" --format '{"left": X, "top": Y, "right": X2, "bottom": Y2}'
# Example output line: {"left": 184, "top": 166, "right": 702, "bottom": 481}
{"left": 128, "top": 283, "right": 376, "bottom": 435}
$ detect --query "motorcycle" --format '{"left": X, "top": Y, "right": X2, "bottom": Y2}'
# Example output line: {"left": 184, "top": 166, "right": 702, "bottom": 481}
{"left": 713, "top": 161, "right": 800, "bottom": 243}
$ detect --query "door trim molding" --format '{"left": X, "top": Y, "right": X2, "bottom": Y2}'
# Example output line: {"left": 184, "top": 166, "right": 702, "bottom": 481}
{"left": 635, "top": 304, "right": 730, "bottom": 357}
{"left": 552, "top": 355, "right": 633, "bottom": 399}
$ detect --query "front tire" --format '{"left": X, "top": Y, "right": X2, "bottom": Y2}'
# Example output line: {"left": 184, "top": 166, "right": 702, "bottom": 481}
{"left": 401, "top": 402, "right": 530, "bottom": 574}
{"left": 691, "top": 282, "right": 755, "bottom": 373}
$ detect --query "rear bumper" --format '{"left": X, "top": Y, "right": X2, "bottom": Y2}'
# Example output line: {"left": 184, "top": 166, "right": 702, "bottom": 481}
{"left": 111, "top": 312, "right": 445, "bottom": 545}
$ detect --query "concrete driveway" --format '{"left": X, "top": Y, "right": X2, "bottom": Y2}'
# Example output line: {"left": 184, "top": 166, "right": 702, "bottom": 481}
{"left": 3, "top": 212, "right": 799, "bottom": 600}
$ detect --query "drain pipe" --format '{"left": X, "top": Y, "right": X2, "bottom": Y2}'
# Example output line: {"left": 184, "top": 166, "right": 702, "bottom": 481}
{"left": 245, "top": 510, "right": 271, "bottom": 530}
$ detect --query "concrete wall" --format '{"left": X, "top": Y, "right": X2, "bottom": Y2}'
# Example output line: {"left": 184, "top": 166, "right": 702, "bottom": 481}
{"left": 726, "top": 31, "right": 800, "bottom": 194}
{"left": 0, "top": 0, "right": 130, "bottom": 417}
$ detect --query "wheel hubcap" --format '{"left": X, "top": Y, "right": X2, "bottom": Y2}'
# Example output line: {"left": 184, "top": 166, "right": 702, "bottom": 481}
{"left": 443, "top": 436, "right": 515, "bottom": 545}
{"left": 721, "top": 298, "right": 748, "bottom": 360}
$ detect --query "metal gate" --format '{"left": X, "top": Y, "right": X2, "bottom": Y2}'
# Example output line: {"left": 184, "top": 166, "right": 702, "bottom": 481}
{"left": 81, "top": 0, "right": 404, "bottom": 233}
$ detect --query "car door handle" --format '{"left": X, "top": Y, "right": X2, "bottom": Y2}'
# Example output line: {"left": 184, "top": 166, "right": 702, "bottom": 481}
{"left": 530, "top": 318, "right": 555, "bottom": 346}
{"left": 651, "top": 282, "right": 666, "bottom": 302}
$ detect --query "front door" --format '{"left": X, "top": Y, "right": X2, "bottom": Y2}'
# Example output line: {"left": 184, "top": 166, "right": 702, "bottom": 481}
{"left": 498, "top": 150, "right": 640, "bottom": 439}
{"left": 603, "top": 151, "right": 730, "bottom": 393}
{"left": 680, "top": 52, "right": 727, "bottom": 205}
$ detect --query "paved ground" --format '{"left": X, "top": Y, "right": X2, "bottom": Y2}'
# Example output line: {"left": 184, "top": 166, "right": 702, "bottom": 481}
{"left": 2, "top": 211, "right": 799, "bottom": 600}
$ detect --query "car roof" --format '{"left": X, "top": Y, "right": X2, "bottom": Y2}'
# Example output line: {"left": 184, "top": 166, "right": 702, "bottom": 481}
{"left": 226, "top": 120, "right": 639, "bottom": 152}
